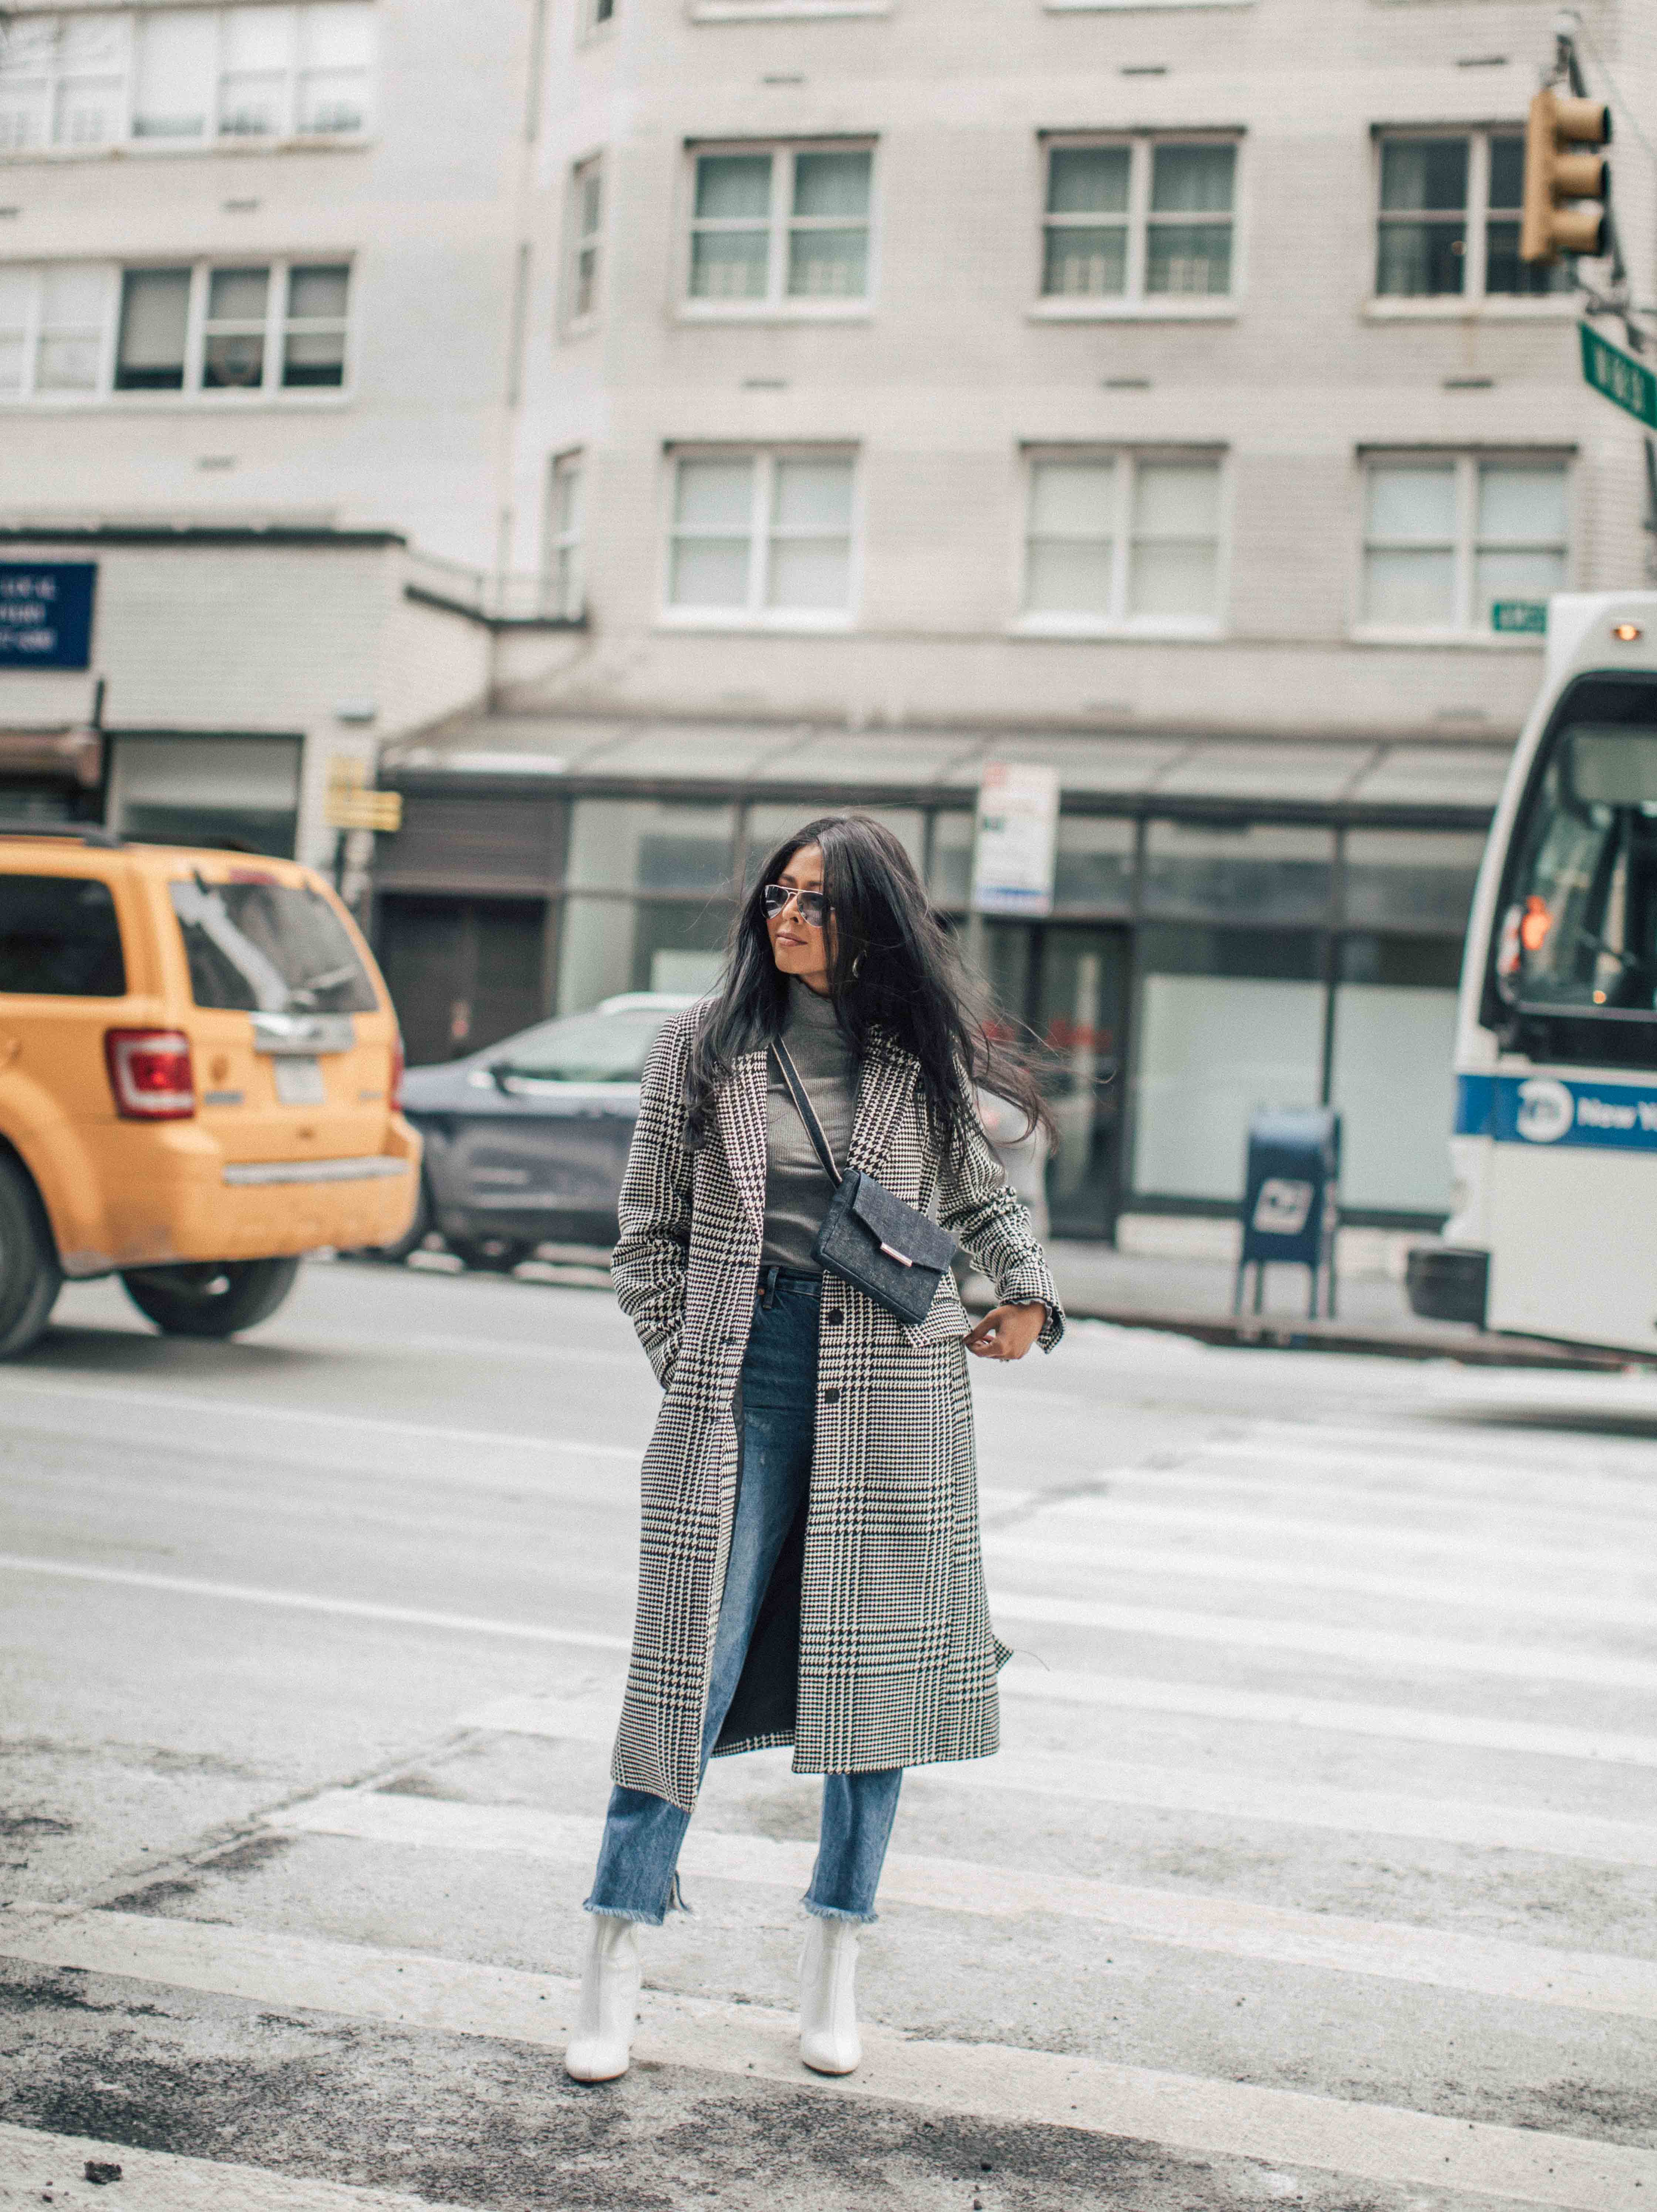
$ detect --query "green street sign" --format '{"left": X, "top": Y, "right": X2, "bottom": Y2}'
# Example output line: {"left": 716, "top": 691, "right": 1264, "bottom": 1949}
{"left": 1580, "top": 321, "right": 1657, "bottom": 429}
{"left": 1492, "top": 600, "right": 1548, "bottom": 635}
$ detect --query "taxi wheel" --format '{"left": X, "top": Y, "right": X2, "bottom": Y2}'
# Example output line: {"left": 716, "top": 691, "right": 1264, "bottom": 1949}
{"left": 0, "top": 1155, "right": 63, "bottom": 1360}
{"left": 120, "top": 1256, "right": 302, "bottom": 1339}
{"left": 447, "top": 1236, "right": 531, "bottom": 1273}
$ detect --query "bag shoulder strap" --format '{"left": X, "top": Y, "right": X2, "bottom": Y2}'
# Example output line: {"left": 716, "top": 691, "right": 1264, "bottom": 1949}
{"left": 770, "top": 1035, "right": 843, "bottom": 1188}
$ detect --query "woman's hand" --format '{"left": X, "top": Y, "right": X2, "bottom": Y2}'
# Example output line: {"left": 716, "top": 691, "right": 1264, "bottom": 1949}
{"left": 964, "top": 1301, "right": 1047, "bottom": 1362}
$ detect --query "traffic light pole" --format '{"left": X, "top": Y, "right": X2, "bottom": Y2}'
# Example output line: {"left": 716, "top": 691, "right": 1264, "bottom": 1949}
{"left": 1544, "top": 11, "right": 1657, "bottom": 576}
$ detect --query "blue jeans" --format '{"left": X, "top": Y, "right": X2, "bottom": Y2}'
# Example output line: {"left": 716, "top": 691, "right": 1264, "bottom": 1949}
{"left": 586, "top": 1269, "right": 903, "bottom": 1926}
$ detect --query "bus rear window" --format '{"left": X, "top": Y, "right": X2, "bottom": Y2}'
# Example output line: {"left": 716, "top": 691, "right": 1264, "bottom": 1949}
{"left": 0, "top": 874, "right": 126, "bottom": 997}
{"left": 170, "top": 879, "right": 378, "bottom": 1015}
{"left": 1492, "top": 673, "right": 1657, "bottom": 1048}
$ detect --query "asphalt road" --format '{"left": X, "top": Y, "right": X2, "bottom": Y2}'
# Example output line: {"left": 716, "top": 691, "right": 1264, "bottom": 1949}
{"left": 1, "top": 1257, "right": 1656, "bottom": 2212}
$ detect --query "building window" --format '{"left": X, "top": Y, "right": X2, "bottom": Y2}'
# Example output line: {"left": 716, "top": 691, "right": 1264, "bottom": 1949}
{"left": 0, "top": 4, "right": 373, "bottom": 155}
{"left": 1375, "top": 131, "right": 1575, "bottom": 302}
{"left": 0, "top": 264, "right": 108, "bottom": 396}
{"left": 0, "top": 260, "right": 350, "bottom": 403}
{"left": 1360, "top": 455, "right": 1568, "bottom": 634}
{"left": 549, "top": 452, "right": 584, "bottom": 617}
{"left": 666, "top": 450, "right": 856, "bottom": 622}
{"left": 1023, "top": 453, "right": 1223, "bottom": 629}
{"left": 568, "top": 157, "right": 604, "bottom": 324}
{"left": 1041, "top": 138, "right": 1237, "bottom": 306}
{"left": 686, "top": 144, "right": 874, "bottom": 311}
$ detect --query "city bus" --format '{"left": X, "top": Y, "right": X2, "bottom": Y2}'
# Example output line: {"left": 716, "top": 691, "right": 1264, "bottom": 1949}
{"left": 1407, "top": 592, "right": 1657, "bottom": 1358}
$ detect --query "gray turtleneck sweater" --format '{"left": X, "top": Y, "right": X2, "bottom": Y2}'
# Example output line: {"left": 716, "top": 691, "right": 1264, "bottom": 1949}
{"left": 761, "top": 977, "right": 858, "bottom": 1273}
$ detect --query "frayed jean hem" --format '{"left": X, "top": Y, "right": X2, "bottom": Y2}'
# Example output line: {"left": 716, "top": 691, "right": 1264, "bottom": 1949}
{"left": 802, "top": 1897, "right": 878, "bottom": 1925}
{"left": 583, "top": 1901, "right": 664, "bottom": 1926}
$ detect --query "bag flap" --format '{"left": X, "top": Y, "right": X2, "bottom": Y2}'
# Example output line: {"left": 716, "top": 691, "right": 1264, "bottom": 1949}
{"left": 845, "top": 1169, "right": 958, "bottom": 1272}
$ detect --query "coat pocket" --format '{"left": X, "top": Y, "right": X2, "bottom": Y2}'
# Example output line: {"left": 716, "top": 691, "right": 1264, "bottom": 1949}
{"left": 903, "top": 1271, "right": 973, "bottom": 1348}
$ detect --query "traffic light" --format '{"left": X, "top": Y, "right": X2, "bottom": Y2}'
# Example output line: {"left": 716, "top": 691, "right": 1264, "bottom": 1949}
{"left": 1521, "top": 87, "right": 1611, "bottom": 262}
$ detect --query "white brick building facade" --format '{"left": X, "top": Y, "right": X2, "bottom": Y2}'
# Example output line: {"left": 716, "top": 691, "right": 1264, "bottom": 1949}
{"left": 3, "top": 0, "right": 1653, "bottom": 1233}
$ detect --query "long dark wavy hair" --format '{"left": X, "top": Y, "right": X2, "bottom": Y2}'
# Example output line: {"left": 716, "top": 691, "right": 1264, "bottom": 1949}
{"left": 684, "top": 813, "right": 1055, "bottom": 1163}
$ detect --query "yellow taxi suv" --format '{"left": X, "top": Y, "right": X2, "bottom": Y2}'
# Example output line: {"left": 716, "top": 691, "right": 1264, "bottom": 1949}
{"left": 0, "top": 827, "right": 420, "bottom": 1357}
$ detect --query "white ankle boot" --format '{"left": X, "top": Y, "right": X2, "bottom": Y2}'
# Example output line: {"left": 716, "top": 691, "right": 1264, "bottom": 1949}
{"left": 798, "top": 1915, "right": 861, "bottom": 2075}
{"left": 564, "top": 1915, "right": 642, "bottom": 2082}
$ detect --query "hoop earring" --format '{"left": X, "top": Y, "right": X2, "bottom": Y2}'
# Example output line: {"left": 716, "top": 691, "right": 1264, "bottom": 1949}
{"left": 849, "top": 951, "right": 865, "bottom": 981}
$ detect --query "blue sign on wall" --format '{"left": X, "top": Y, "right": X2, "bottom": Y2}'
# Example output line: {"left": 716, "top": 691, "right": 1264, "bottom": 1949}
{"left": 0, "top": 563, "right": 97, "bottom": 670}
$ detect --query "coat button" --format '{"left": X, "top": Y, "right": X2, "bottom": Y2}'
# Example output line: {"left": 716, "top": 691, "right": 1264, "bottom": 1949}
{"left": 822, "top": 1387, "right": 841, "bottom": 1405}
{"left": 824, "top": 1309, "right": 844, "bottom": 1328}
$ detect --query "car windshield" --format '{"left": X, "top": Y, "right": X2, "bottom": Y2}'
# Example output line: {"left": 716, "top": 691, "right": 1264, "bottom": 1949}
{"left": 1494, "top": 675, "right": 1657, "bottom": 1021}
{"left": 495, "top": 1008, "right": 669, "bottom": 1082}
{"left": 170, "top": 877, "right": 379, "bottom": 1015}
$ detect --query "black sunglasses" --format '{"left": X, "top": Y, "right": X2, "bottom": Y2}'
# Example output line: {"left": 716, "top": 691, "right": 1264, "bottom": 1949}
{"left": 762, "top": 883, "right": 829, "bottom": 928}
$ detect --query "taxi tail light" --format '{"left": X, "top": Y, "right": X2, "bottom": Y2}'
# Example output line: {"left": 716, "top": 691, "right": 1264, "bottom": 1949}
{"left": 105, "top": 1029, "right": 196, "bottom": 1121}
{"left": 390, "top": 1033, "right": 406, "bottom": 1112}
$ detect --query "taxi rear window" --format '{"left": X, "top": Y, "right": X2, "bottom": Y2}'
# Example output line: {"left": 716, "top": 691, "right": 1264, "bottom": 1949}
{"left": 0, "top": 874, "right": 126, "bottom": 997}
{"left": 170, "top": 878, "right": 378, "bottom": 1015}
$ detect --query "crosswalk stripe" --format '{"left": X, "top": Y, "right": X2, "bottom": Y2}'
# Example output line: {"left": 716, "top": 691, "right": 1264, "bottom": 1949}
{"left": 461, "top": 1695, "right": 1657, "bottom": 1865}
{"left": 0, "top": 1555, "right": 631, "bottom": 1652}
{"left": 1201, "top": 1431, "right": 1657, "bottom": 1503}
{"left": 269, "top": 1787, "right": 1657, "bottom": 2020}
{"left": 1025, "top": 1493, "right": 1648, "bottom": 1584}
{"left": 987, "top": 1533, "right": 1657, "bottom": 1628}
{"left": 0, "top": 1377, "right": 642, "bottom": 1463}
{"left": 4, "top": 1911, "right": 1651, "bottom": 2210}
{"left": 0, "top": 2123, "right": 453, "bottom": 2212}
{"left": 992, "top": 1591, "right": 1657, "bottom": 1689}
{"left": 998, "top": 1665, "right": 1657, "bottom": 1768}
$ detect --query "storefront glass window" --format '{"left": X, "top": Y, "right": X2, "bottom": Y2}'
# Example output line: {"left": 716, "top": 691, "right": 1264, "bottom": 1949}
{"left": 1143, "top": 820, "right": 1333, "bottom": 922}
{"left": 1054, "top": 814, "right": 1135, "bottom": 909}
{"left": 1341, "top": 828, "right": 1485, "bottom": 932}
{"left": 928, "top": 811, "right": 973, "bottom": 908}
{"left": 743, "top": 803, "right": 924, "bottom": 885}
{"left": 557, "top": 896, "right": 732, "bottom": 1011}
{"left": 566, "top": 800, "right": 736, "bottom": 893}
{"left": 1131, "top": 925, "right": 1324, "bottom": 1201}
{"left": 1330, "top": 936, "right": 1460, "bottom": 1212}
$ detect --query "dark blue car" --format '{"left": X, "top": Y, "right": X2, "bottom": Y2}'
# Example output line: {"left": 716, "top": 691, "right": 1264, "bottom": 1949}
{"left": 387, "top": 993, "right": 693, "bottom": 1269}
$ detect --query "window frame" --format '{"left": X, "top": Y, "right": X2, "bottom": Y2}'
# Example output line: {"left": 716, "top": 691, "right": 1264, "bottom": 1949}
{"left": 659, "top": 445, "right": 861, "bottom": 632}
{"left": 681, "top": 139, "right": 878, "bottom": 321}
{"left": 1033, "top": 132, "right": 1243, "bottom": 321}
{"left": 1353, "top": 449, "right": 1573, "bottom": 644}
{"left": 0, "top": 4, "right": 375, "bottom": 161}
{"left": 548, "top": 449, "right": 585, "bottom": 619}
{"left": 0, "top": 257, "right": 352, "bottom": 406}
{"left": 1016, "top": 446, "right": 1230, "bottom": 639}
{"left": 687, "top": 0, "right": 890, "bottom": 18}
{"left": 1367, "top": 125, "right": 1582, "bottom": 317}
{"left": 564, "top": 152, "right": 605, "bottom": 330}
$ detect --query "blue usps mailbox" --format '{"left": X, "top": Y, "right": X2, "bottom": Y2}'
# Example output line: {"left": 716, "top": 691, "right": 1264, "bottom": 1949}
{"left": 1233, "top": 1107, "right": 1342, "bottom": 1321}
{"left": 0, "top": 564, "right": 97, "bottom": 670}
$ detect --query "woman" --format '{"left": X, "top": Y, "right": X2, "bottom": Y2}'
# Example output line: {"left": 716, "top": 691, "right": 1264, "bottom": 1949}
{"left": 566, "top": 813, "right": 1063, "bottom": 2084}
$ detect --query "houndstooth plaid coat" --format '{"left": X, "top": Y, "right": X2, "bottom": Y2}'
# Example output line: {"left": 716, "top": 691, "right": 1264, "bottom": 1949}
{"left": 609, "top": 1007, "right": 1064, "bottom": 1813}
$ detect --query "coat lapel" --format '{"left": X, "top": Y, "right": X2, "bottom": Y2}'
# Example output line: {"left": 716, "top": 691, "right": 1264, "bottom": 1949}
{"left": 715, "top": 1047, "right": 769, "bottom": 1237}
{"left": 847, "top": 1034, "right": 919, "bottom": 1180}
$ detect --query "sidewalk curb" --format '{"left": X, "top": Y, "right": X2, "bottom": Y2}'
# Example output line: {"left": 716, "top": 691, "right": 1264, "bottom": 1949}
{"left": 965, "top": 1295, "right": 1634, "bottom": 1374}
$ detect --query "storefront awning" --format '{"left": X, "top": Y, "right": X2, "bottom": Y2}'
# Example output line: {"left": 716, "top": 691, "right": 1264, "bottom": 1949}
{"left": 0, "top": 727, "right": 103, "bottom": 790}
{"left": 384, "top": 718, "right": 1513, "bottom": 824}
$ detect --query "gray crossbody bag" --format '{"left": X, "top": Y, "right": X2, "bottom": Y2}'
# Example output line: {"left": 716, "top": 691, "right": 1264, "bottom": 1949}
{"left": 770, "top": 1036, "right": 958, "bottom": 1327}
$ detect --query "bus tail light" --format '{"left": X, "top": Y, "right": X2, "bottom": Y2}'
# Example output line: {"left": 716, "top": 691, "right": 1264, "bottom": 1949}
{"left": 1612, "top": 622, "right": 1643, "bottom": 642}
{"left": 105, "top": 1030, "right": 195, "bottom": 1121}
{"left": 389, "top": 1032, "right": 406, "bottom": 1112}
